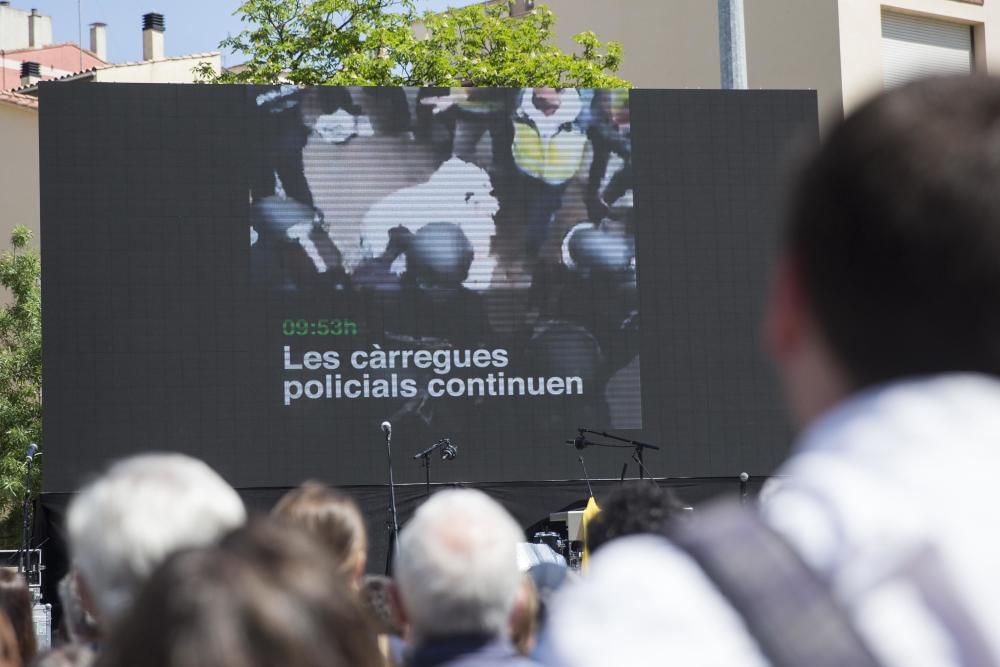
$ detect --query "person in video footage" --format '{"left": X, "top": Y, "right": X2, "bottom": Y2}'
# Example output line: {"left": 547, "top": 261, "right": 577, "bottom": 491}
{"left": 416, "top": 88, "right": 517, "bottom": 176}
{"left": 250, "top": 85, "right": 641, "bottom": 429}
{"left": 509, "top": 87, "right": 589, "bottom": 261}
{"left": 549, "top": 89, "right": 638, "bottom": 406}
{"left": 586, "top": 89, "right": 632, "bottom": 226}
{"left": 249, "top": 85, "right": 365, "bottom": 292}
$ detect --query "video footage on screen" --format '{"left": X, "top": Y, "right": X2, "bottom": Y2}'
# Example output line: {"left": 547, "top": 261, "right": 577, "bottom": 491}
{"left": 249, "top": 86, "right": 641, "bottom": 429}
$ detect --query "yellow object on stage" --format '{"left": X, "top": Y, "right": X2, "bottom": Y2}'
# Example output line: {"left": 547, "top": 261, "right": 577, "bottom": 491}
{"left": 579, "top": 495, "right": 601, "bottom": 570}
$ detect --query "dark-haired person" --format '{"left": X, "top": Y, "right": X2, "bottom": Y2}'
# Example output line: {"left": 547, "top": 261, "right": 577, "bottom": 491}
{"left": 272, "top": 481, "right": 368, "bottom": 589}
{"left": 0, "top": 571, "right": 35, "bottom": 665}
{"left": 584, "top": 482, "right": 686, "bottom": 555}
{"left": 543, "top": 76, "right": 1000, "bottom": 666}
{"left": 95, "top": 520, "right": 383, "bottom": 667}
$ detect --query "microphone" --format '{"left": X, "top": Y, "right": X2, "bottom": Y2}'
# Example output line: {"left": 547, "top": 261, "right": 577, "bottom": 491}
{"left": 25, "top": 444, "right": 38, "bottom": 463}
{"left": 381, "top": 421, "right": 392, "bottom": 437}
{"left": 564, "top": 435, "right": 588, "bottom": 450}
{"left": 441, "top": 442, "right": 458, "bottom": 461}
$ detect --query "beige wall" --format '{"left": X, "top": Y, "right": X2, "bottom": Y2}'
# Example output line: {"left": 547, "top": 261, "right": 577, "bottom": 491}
{"left": 0, "top": 103, "right": 39, "bottom": 248}
{"left": 745, "top": 0, "right": 843, "bottom": 133}
{"left": 94, "top": 55, "right": 221, "bottom": 84}
{"left": 530, "top": 0, "right": 720, "bottom": 88}
{"left": 519, "top": 0, "right": 1000, "bottom": 135}
{"left": 838, "top": 0, "right": 1000, "bottom": 116}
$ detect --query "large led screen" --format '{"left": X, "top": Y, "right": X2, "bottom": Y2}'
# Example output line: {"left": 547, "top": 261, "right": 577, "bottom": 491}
{"left": 40, "top": 84, "right": 817, "bottom": 491}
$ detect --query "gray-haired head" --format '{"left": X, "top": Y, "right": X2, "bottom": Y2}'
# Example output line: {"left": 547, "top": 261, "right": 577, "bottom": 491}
{"left": 66, "top": 453, "right": 246, "bottom": 626}
{"left": 394, "top": 489, "right": 524, "bottom": 643}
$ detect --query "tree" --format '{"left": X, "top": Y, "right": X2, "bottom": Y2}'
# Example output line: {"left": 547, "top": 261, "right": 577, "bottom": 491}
{"left": 198, "top": 0, "right": 630, "bottom": 88}
{"left": 0, "top": 227, "right": 41, "bottom": 542}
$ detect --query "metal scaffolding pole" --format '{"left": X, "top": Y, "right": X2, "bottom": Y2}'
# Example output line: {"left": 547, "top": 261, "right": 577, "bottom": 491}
{"left": 719, "top": 0, "right": 748, "bottom": 90}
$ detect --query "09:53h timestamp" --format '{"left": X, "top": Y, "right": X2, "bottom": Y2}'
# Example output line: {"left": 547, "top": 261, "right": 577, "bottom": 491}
{"left": 282, "top": 319, "right": 358, "bottom": 336}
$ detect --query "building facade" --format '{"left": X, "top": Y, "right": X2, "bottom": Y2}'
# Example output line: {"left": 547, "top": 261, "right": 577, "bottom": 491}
{"left": 0, "top": 89, "right": 37, "bottom": 247}
{"left": 506, "top": 0, "right": 999, "bottom": 132}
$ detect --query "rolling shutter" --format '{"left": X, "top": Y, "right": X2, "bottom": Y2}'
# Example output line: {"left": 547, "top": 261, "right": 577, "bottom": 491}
{"left": 882, "top": 11, "right": 973, "bottom": 89}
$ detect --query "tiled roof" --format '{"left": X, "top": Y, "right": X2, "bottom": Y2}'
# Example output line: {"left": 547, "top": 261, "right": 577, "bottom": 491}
{"left": 0, "top": 89, "right": 39, "bottom": 110}
{"left": 11, "top": 67, "right": 99, "bottom": 91}
{"left": 13, "top": 51, "right": 221, "bottom": 92}
{"left": 10, "top": 51, "right": 220, "bottom": 93}
{"left": 1, "top": 42, "right": 106, "bottom": 60}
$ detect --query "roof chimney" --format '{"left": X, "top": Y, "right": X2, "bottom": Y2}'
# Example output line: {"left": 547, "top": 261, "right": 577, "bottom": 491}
{"left": 28, "top": 8, "right": 40, "bottom": 47}
{"left": 89, "top": 22, "right": 107, "bottom": 61}
{"left": 19, "top": 61, "right": 40, "bottom": 87}
{"left": 142, "top": 13, "right": 164, "bottom": 61}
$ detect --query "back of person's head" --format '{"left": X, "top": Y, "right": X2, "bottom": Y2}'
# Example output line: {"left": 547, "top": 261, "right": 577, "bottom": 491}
{"left": 395, "top": 489, "right": 524, "bottom": 643}
{"left": 359, "top": 575, "right": 403, "bottom": 637}
{"left": 30, "top": 645, "right": 96, "bottom": 667}
{"left": 56, "top": 573, "right": 98, "bottom": 647}
{"left": 95, "top": 519, "right": 383, "bottom": 667}
{"left": 785, "top": 76, "right": 1000, "bottom": 390}
{"left": 585, "top": 482, "right": 685, "bottom": 554}
{"left": 525, "top": 562, "right": 572, "bottom": 630}
{"left": 509, "top": 575, "right": 540, "bottom": 656}
{"left": 0, "top": 612, "right": 19, "bottom": 667}
{"left": 0, "top": 571, "right": 35, "bottom": 664}
{"left": 66, "top": 453, "right": 246, "bottom": 625}
{"left": 271, "top": 481, "right": 367, "bottom": 586}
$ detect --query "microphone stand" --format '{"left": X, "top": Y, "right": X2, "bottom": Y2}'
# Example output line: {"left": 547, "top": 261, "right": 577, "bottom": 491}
{"left": 577, "top": 456, "right": 594, "bottom": 497}
{"left": 18, "top": 448, "right": 36, "bottom": 577}
{"left": 630, "top": 450, "right": 655, "bottom": 481}
{"left": 579, "top": 428, "right": 660, "bottom": 481}
{"left": 384, "top": 429, "right": 400, "bottom": 575}
{"left": 413, "top": 439, "right": 449, "bottom": 498}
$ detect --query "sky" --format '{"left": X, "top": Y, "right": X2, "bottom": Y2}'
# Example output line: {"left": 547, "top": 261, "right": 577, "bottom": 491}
{"left": 21, "top": 0, "right": 477, "bottom": 66}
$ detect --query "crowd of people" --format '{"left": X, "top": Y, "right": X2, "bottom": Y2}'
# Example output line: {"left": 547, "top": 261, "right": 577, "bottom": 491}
{"left": 8, "top": 75, "right": 1000, "bottom": 666}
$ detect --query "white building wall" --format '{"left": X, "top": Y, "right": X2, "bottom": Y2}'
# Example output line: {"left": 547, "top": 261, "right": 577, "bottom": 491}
{"left": 0, "top": 5, "right": 52, "bottom": 50}
{"left": 93, "top": 55, "right": 221, "bottom": 84}
{"left": 837, "top": 0, "right": 1000, "bottom": 116}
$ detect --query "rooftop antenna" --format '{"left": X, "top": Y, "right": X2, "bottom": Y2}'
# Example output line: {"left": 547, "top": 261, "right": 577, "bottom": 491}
{"left": 77, "top": 0, "right": 83, "bottom": 71}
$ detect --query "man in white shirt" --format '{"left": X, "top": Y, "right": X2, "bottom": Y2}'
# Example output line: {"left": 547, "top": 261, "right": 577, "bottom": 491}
{"left": 543, "top": 76, "right": 1000, "bottom": 666}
